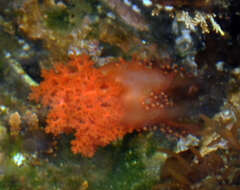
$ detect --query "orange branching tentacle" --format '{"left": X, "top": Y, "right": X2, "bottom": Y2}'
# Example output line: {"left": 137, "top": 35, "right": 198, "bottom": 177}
{"left": 30, "top": 54, "right": 128, "bottom": 157}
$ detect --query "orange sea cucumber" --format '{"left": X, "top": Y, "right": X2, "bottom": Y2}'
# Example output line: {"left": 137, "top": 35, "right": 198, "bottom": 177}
{"left": 30, "top": 54, "right": 200, "bottom": 157}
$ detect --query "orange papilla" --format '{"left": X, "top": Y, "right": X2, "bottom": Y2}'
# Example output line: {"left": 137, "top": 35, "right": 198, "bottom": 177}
{"left": 29, "top": 54, "right": 129, "bottom": 157}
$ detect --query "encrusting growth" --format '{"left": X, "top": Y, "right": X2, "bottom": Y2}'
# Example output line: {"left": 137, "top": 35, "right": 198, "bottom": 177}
{"left": 30, "top": 54, "right": 200, "bottom": 157}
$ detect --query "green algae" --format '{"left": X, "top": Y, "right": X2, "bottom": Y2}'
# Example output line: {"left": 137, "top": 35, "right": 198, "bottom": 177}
{"left": 88, "top": 133, "right": 175, "bottom": 190}
{"left": 0, "top": 134, "right": 83, "bottom": 190}
{"left": 0, "top": 175, "right": 24, "bottom": 190}
{"left": 45, "top": 0, "right": 97, "bottom": 33}
{"left": 0, "top": 130, "right": 174, "bottom": 190}
{"left": 0, "top": 157, "right": 85, "bottom": 190}
{"left": 0, "top": 59, "right": 4, "bottom": 77}
{"left": 46, "top": 8, "right": 72, "bottom": 31}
